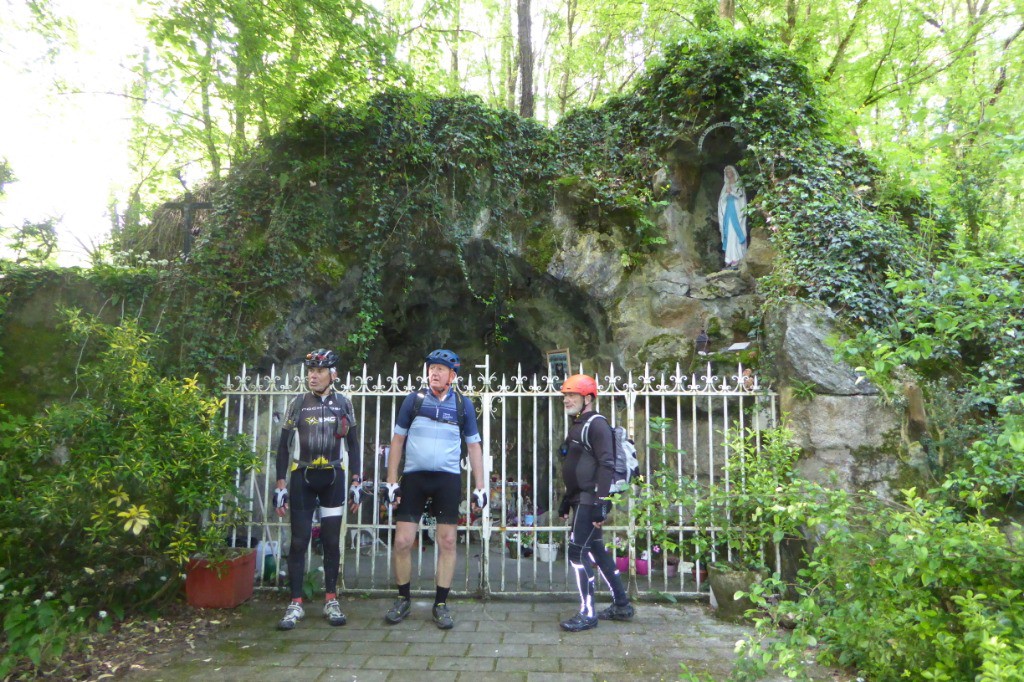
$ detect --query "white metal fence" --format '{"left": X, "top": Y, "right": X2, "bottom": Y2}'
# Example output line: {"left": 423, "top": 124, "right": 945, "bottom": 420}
{"left": 223, "top": 357, "right": 777, "bottom": 599}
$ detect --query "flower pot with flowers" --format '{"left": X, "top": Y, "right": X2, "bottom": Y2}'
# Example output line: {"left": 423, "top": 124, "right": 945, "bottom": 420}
{"left": 505, "top": 532, "right": 533, "bottom": 559}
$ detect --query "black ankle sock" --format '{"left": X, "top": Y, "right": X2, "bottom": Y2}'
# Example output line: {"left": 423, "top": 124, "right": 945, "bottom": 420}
{"left": 398, "top": 582, "right": 411, "bottom": 599}
{"left": 434, "top": 586, "right": 450, "bottom": 606}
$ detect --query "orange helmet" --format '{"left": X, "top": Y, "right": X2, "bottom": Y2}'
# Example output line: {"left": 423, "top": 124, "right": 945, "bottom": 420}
{"left": 560, "top": 374, "right": 598, "bottom": 397}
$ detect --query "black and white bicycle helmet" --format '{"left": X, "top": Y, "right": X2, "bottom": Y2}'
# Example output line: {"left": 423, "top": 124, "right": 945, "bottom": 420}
{"left": 304, "top": 348, "right": 339, "bottom": 368}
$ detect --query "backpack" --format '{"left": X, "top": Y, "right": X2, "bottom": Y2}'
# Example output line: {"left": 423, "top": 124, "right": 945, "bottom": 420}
{"left": 410, "top": 387, "right": 467, "bottom": 434}
{"left": 410, "top": 387, "right": 470, "bottom": 464}
{"left": 581, "top": 413, "right": 640, "bottom": 494}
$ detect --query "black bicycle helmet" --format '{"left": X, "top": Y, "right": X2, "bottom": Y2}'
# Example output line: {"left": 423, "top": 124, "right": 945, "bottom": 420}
{"left": 304, "top": 348, "right": 339, "bottom": 368}
{"left": 425, "top": 349, "right": 460, "bottom": 373}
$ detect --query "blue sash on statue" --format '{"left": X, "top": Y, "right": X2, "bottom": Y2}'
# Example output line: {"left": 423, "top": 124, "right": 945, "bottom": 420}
{"left": 722, "top": 195, "right": 745, "bottom": 251}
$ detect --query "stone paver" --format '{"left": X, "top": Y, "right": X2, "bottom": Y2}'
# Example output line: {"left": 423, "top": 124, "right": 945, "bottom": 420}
{"left": 128, "top": 594, "right": 847, "bottom": 681}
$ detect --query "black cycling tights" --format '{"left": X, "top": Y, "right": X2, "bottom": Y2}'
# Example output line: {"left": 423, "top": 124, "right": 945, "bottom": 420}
{"left": 287, "top": 468, "right": 346, "bottom": 600}
{"left": 288, "top": 511, "right": 342, "bottom": 599}
{"left": 567, "top": 502, "right": 628, "bottom": 617}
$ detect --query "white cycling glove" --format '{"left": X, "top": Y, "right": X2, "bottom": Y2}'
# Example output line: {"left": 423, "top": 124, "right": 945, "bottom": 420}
{"left": 274, "top": 488, "right": 289, "bottom": 510}
{"left": 472, "top": 488, "right": 488, "bottom": 509}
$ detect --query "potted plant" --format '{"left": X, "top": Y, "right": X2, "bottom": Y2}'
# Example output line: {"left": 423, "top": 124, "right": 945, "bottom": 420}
{"left": 607, "top": 535, "right": 630, "bottom": 573}
{"left": 664, "top": 552, "right": 681, "bottom": 578}
{"left": 701, "top": 426, "right": 816, "bottom": 620}
{"left": 635, "top": 420, "right": 814, "bottom": 620}
{"left": 185, "top": 548, "right": 257, "bottom": 609}
{"left": 635, "top": 540, "right": 665, "bottom": 576}
{"left": 505, "top": 532, "right": 533, "bottom": 559}
{"left": 535, "top": 529, "right": 562, "bottom": 562}
{"left": 185, "top": 518, "right": 258, "bottom": 609}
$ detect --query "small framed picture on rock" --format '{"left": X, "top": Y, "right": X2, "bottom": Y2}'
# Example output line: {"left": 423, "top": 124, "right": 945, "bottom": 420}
{"left": 546, "top": 349, "right": 570, "bottom": 389}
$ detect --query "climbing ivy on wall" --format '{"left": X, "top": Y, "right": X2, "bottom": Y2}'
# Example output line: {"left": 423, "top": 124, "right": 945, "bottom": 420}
{"left": 159, "top": 91, "right": 557, "bottom": 375}
{"left": 99, "top": 30, "right": 923, "bottom": 379}
{"left": 629, "top": 33, "right": 922, "bottom": 326}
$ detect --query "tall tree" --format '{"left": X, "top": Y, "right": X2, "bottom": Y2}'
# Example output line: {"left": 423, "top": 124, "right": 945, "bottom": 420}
{"left": 554, "top": 0, "right": 578, "bottom": 116}
{"left": 517, "top": 0, "right": 534, "bottom": 117}
{"left": 450, "top": 0, "right": 462, "bottom": 89}
{"left": 142, "top": 0, "right": 401, "bottom": 179}
{"left": 503, "top": 0, "right": 518, "bottom": 109}
{"left": 720, "top": 0, "right": 735, "bottom": 24}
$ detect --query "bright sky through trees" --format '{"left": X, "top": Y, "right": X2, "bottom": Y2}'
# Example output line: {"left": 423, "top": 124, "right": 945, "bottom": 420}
{"left": 1, "top": 0, "right": 149, "bottom": 265}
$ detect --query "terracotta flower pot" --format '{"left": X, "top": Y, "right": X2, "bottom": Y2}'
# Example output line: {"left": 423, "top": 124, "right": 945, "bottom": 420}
{"left": 185, "top": 549, "right": 256, "bottom": 609}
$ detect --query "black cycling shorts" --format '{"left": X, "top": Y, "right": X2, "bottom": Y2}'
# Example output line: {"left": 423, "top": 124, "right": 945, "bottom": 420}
{"left": 289, "top": 466, "right": 346, "bottom": 511}
{"left": 395, "top": 471, "right": 462, "bottom": 525}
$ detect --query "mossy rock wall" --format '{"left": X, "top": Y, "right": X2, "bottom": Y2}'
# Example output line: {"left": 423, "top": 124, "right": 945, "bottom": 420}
{"left": 0, "top": 270, "right": 113, "bottom": 414}
{"left": 2, "top": 32, "right": 925, "bottom": 502}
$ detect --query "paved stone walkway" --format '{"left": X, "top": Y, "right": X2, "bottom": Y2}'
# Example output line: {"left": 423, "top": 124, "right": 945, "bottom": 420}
{"left": 127, "top": 593, "right": 848, "bottom": 682}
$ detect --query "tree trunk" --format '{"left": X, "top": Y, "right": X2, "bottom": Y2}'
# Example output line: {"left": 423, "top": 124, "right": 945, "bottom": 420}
{"left": 501, "top": 0, "right": 516, "bottom": 110}
{"left": 517, "top": 0, "right": 534, "bottom": 118}
{"left": 825, "top": 0, "right": 870, "bottom": 82}
{"left": 199, "top": 34, "right": 221, "bottom": 180}
{"left": 781, "top": 0, "right": 797, "bottom": 45}
{"left": 557, "top": 0, "right": 578, "bottom": 117}
{"left": 719, "top": 0, "right": 735, "bottom": 25}
{"left": 450, "top": 0, "right": 461, "bottom": 89}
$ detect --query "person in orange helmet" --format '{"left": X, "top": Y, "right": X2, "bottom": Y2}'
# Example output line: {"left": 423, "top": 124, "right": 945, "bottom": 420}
{"left": 556, "top": 374, "right": 634, "bottom": 632}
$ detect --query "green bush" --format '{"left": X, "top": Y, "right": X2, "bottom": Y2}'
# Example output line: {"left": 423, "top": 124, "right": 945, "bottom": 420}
{"left": 0, "top": 311, "right": 256, "bottom": 677}
{"left": 736, "top": 490, "right": 1024, "bottom": 681}
{"left": 834, "top": 250, "right": 1024, "bottom": 507}
{"left": 632, "top": 419, "right": 1024, "bottom": 680}
{"left": 634, "top": 420, "right": 843, "bottom": 570}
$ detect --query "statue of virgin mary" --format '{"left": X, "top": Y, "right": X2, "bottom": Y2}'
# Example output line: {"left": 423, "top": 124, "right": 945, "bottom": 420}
{"left": 718, "top": 165, "right": 747, "bottom": 267}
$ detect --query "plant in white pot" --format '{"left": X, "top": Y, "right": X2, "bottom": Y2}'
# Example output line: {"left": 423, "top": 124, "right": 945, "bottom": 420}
{"left": 505, "top": 531, "right": 533, "bottom": 559}
{"left": 535, "top": 529, "right": 563, "bottom": 562}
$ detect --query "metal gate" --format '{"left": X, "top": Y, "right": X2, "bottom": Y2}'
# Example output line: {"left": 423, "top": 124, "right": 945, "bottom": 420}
{"left": 223, "top": 357, "right": 776, "bottom": 599}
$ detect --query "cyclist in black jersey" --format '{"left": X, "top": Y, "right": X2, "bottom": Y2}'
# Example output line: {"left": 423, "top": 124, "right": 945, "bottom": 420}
{"left": 274, "top": 349, "right": 362, "bottom": 631}
{"left": 556, "top": 374, "right": 634, "bottom": 632}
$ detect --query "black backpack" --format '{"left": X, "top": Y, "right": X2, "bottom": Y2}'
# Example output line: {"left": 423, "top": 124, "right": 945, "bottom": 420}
{"left": 410, "top": 387, "right": 467, "bottom": 434}
{"left": 410, "top": 387, "right": 470, "bottom": 463}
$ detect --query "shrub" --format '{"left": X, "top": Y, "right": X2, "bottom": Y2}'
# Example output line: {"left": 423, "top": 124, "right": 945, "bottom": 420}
{"left": 634, "top": 420, "right": 844, "bottom": 570}
{"left": 734, "top": 489, "right": 1024, "bottom": 681}
{"left": 0, "top": 311, "right": 256, "bottom": 676}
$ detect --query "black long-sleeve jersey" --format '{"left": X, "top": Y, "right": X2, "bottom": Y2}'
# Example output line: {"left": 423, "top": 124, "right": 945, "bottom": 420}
{"left": 560, "top": 409, "right": 615, "bottom": 505}
{"left": 275, "top": 390, "right": 361, "bottom": 481}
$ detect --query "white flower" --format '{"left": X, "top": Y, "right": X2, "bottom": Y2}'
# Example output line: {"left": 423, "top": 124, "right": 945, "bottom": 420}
{"left": 68, "top": 605, "right": 76, "bottom": 613}
{"left": 99, "top": 610, "right": 108, "bottom": 619}
{"left": 33, "top": 599, "right": 41, "bottom": 606}
{"left": 44, "top": 591, "right": 54, "bottom": 599}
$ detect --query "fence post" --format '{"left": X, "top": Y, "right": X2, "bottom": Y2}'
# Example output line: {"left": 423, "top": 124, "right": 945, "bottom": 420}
{"left": 478, "top": 355, "right": 492, "bottom": 596}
